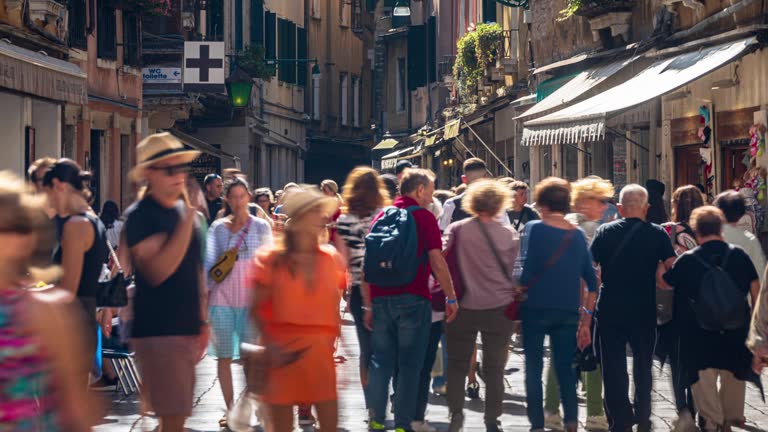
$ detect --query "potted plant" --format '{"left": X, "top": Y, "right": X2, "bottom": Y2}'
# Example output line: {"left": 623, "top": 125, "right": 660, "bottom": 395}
{"left": 559, "top": 0, "right": 635, "bottom": 20}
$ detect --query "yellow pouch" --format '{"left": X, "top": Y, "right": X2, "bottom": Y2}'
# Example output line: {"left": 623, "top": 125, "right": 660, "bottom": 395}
{"left": 210, "top": 247, "right": 238, "bottom": 283}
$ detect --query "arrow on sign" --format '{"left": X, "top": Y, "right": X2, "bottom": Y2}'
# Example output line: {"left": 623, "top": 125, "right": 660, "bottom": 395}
{"left": 173, "top": 71, "right": 181, "bottom": 77}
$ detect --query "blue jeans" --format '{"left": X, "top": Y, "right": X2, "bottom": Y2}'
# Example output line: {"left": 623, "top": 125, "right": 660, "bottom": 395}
{"left": 416, "top": 321, "right": 444, "bottom": 422}
{"left": 522, "top": 307, "right": 580, "bottom": 430}
{"left": 369, "top": 294, "right": 432, "bottom": 428}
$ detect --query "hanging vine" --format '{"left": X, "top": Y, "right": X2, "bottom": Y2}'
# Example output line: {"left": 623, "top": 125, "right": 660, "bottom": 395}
{"left": 453, "top": 22, "right": 503, "bottom": 102}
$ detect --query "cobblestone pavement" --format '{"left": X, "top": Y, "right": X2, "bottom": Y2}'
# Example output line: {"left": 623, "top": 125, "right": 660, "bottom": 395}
{"left": 94, "top": 315, "right": 768, "bottom": 432}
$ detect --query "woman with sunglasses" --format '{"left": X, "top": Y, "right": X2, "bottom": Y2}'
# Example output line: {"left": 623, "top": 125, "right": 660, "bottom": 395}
{"left": 0, "top": 171, "right": 103, "bottom": 431}
{"left": 43, "top": 159, "right": 110, "bottom": 375}
{"left": 205, "top": 178, "right": 274, "bottom": 428}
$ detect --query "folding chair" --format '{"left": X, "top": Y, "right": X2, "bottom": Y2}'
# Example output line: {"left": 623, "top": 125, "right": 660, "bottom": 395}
{"left": 102, "top": 349, "right": 142, "bottom": 396}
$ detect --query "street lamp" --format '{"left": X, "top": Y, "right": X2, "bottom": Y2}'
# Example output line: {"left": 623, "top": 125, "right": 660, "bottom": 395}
{"left": 393, "top": 0, "right": 411, "bottom": 16}
{"left": 226, "top": 67, "right": 253, "bottom": 108}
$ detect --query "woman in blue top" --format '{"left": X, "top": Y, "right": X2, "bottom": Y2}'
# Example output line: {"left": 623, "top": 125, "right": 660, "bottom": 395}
{"left": 517, "top": 177, "right": 598, "bottom": 432}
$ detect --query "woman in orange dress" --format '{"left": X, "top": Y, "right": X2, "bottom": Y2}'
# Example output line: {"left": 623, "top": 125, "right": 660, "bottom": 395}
{"left": 249, "top": 186, "right": 346, "bottom": 432}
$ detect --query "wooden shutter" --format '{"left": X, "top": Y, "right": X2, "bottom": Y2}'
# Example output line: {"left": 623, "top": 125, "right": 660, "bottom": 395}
{"left": 250, "top": 0, "right": 264, "bottom": 46}
{"left": 297, "top": 27, "right": 307, "bottom": 87}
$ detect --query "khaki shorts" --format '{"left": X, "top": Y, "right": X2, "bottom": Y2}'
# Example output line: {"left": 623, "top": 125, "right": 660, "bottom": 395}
{"left": 133, "top": 335, "right": 199, "bottom": 417}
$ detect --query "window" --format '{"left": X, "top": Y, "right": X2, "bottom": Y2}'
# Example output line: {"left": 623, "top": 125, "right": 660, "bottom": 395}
{"left": 340, "top": 0, "right": 350, "bottom": 27}
{"left": 68, "top": 0, "right": 87, "bottom": 49}
{"left": 340, "top": 73, "right": 349, "bottom": 126}
{"left": 97, "top": 6, "right": 117, "bottom": 59}
{"left": 250, "top": 0, "right": 263, "bottom": 46}
{"left": 312, "top": 71, "right": 321, "bottom": 120}
{"left": 396, "top": 58, "right": 406, "bottom": 112}
{"left": 407, "top": 24, "right": 426, "bottom": 91}
{"left": 235, "top": 0, "right": 243, "bottom": 51}
{"left": 482, "top": 0, "right": 497, "bottom": 23}
{"left": 297, "top": 27, "right": 307, "bottom": 87}
{"left": 352, "top": 75, "right": 360, "bottom": 127}
{"left": 123, "top": 12, "right": 141, "bottom": 67}
{"left": 208, "top": 0, "right": 225, "bottom": 41}
{"left": 311, "top": 0, "right": 320, "bottom": 18}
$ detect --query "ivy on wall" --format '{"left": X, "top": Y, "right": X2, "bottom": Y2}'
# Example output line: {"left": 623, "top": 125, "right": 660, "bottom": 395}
{"left": 453, "top": 22, "right": 503, "bottom": 102}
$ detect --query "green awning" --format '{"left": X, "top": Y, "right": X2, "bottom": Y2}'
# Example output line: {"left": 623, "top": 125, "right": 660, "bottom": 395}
{"left": 372, "top": 138, "right": 399, "bottom": 151}
{"left": 536, "top": 72, "right": 579, "bottom": 102}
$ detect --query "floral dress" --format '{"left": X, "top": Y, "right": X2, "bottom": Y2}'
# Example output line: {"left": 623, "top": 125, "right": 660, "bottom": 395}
{"left": 0, "top": 290, "right": 59, "bottom": 431}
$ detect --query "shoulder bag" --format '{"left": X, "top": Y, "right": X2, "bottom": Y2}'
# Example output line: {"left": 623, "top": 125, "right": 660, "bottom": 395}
{"left": 477, "top": 220, "right": 574, "bottom": 321}
{"left": 97, "top": 240, "right": 129, "bottom": 307}
{"left": 210, "top": 218, "right": 252, "bottom": 284}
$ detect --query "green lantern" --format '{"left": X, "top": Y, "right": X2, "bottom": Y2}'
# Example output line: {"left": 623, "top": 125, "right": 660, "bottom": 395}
{"left": 226, "top": 65, "right": 254, "bottom": 108}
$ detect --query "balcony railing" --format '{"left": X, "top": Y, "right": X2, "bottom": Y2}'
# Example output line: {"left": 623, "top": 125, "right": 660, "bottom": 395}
{"left": 438, "top": 55, "right": 455, "bottom": 81}
{"left": 500, "top": 29, "right": 518, "bottom": 61}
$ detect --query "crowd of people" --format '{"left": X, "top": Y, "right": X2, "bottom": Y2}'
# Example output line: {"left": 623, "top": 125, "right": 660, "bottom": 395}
{"left": 2, "top": 131, "right": 768, "bottom": 432}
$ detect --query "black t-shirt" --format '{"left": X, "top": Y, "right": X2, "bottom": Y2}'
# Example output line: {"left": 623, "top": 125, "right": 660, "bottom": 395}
{"left": 206, "top": 197, "right": 223, "bottom": 225}
{"left": 125, "top": 196, "right": 202, "bottom": 338}
{"left": 591, "top": 218, "right": 676, "bottom": 328}
{"left": 508, "top": 205, "right": 540, "bottom": 232}
{"left": 663, "top": 241, "right": 757, "bottom": 380}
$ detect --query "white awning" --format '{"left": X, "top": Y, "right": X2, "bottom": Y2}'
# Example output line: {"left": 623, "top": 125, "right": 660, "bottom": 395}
{"left": 516, "top": 57, "right": 637, "bottom": 120}
{"left": 381, "top": 146, "right": 414, "bottom": 170}
{"left": 522, "top": 37, "right": 757, "bottom": 146}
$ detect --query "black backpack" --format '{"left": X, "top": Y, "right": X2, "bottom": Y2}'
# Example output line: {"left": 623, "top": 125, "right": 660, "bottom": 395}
{"left": 689, "top": 246, "right": 748, "bottom": 332}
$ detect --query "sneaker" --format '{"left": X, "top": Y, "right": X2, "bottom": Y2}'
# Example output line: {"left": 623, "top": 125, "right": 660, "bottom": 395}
{"left": 432, "top": 384, "right": 447, "bottom": 396}
{"left": 672, "top": 410, "right": 696, "bottom": 432}
{"left": 411, "top": 420, "right": 437, "bottom": 432}
{"left": 545, "top": 412, "right": 564, "bottom": 431}
{"left": 586, "top": 416, "right": 609, "bottom": 431}
{"left": 369, "top": 419, "right": 386, "bottom": 431}
{"left": 485, "top": 419, "right": 502, "bottom": 431}
{"left": 448, "top": 412, "right": 464, "bottom": 432}
{"left": 466, "top": 381, "right": 480, "bottom": 399}
{"left": 298, "top": 405, "right": 315, "bottom": 426}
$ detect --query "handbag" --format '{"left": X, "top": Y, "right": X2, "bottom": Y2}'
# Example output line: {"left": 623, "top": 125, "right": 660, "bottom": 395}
{"left": 432, "top": 223, "right": 466, "bottom": 312}
{"left": 210, "top": 219, "right": 252, "bottom": 284}
{"left": 97, "top": 240, "right": 128, "bottom": 307}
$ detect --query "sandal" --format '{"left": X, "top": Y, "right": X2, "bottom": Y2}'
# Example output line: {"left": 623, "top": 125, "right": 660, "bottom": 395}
{"left": 219, "top": 415, "right": 228, "bottom": 428}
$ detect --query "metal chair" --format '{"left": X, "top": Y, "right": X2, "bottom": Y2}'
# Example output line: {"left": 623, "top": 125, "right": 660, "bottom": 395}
{"left": 102, "top": 349, "right": 142, "bottom": 396}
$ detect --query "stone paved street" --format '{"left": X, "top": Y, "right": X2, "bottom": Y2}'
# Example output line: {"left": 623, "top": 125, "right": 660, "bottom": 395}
{"left": 94, "top": 312, "right": 768, "bottom": 432}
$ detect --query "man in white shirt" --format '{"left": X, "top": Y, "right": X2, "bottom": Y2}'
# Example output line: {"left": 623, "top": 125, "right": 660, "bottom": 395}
{"left": 715, "top": 191, "right": 766, "bottom": 284}
{"left": 439, "top": 158, "right": 510, "bottom": 231}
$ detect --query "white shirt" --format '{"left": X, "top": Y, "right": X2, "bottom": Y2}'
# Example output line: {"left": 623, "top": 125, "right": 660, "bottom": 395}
{"left": 439, "top": 195, "right": 510, "bottom": 231}
{"left": 723, "top": 224, "right": 766, "bottom": 284}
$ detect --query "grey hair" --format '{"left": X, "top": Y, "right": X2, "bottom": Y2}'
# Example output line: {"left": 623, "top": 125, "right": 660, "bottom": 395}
{"left": 619, "top": 184, "right": 648, "bottom": 209}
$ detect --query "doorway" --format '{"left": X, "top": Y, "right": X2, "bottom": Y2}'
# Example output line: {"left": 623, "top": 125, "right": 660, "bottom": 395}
{"left": 674, "top": 144, "right": 704, "bottom": 190}
{"left": 721, "top": 142, "right": 750, "bottom": 191}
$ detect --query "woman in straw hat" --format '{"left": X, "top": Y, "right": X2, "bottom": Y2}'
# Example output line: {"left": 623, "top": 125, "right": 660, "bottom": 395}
{"left": 249, "top": 186, "right": 347, "bottom": 432}
{"left": 123, "top": 132, "right": 209, "bottom": 432}
{"left": 0, "top": 171, "right": 102, "bottom": 431}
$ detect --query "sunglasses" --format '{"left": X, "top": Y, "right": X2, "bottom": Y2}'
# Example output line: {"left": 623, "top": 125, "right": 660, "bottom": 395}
{"left": 148, "top": 163, "right": 191, "bottom": 176}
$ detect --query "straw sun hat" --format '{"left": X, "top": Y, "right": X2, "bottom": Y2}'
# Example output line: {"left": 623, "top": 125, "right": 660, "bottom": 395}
{"left": 129, "top": 132, "right": 200, "bottom": 181}
{"left": 281, "top": 187, "right": 339, "bottom": 220}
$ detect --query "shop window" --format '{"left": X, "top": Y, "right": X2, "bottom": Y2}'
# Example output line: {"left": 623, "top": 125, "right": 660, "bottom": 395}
{"left": 97, "top": 6, "right": 117, "bottom": 60}
{"left": 68, "top": 0, "right": 87, "bottom": 49}
{"left": 563, "top": 144, "right": 578, "bottom": 181}
{"left": 340, "top": 73, "right": 349, "bottom": 126}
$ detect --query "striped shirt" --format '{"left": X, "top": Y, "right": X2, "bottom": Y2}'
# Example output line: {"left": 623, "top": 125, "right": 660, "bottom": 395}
{"left": 336, "top": 213, "right": 374, "bottom": 289}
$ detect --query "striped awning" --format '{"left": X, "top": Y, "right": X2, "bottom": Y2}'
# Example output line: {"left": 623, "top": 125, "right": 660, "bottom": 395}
{"left": 522, "top": 37, "right": 757, "bottom": 146}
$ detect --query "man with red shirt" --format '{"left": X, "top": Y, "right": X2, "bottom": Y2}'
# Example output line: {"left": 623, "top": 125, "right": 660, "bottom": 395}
{"left": 363, "top": 168, "right": 458, "bottom": 432}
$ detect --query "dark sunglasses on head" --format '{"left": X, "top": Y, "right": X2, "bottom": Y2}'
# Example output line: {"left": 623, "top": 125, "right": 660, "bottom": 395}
{"left": 148, "top": 163, "right": 191, "bottom": 176}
